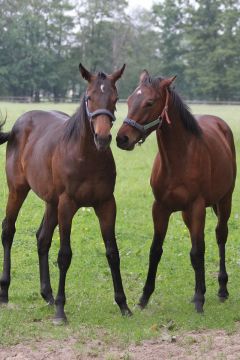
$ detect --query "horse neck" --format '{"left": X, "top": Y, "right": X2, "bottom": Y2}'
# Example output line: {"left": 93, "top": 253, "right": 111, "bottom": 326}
{"left": 66, "top": 111, "right": 97, "bottom": 156}
{"left": 156, "top": 103, "right": 192, "bottom": 173}
{"left": 79, "top": 120, "right": 96, "bottom": 154}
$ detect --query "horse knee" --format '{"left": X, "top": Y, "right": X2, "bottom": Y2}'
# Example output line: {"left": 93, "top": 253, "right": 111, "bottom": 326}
{"left": 1, "top": 218, "right": 15, "bottom": 247}
{"left": 190, "top": 244, "right": 205, "bottom": 269}
{"left": 57, "top": 247, "right": 72, "bottom": 270}
{"left": 37, "top": 235, "right": 51, "bottom": 256}
{"left": 216, "top": 223, "right": 228, "bottom": 244}
{"left": 106, "top": 247, "right": 120, "bottom": 265}
{"left": 150, "top": 242, "right": 163, "bottom": 258}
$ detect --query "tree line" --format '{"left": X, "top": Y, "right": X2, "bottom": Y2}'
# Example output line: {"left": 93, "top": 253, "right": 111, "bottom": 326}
{"left": 0, "top": 0, "right": 239, "bottom": 101}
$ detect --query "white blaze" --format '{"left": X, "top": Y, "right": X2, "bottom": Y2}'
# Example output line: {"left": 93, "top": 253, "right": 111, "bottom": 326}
{"left": 100, "top": 84, "right": 105, "bottom": 93}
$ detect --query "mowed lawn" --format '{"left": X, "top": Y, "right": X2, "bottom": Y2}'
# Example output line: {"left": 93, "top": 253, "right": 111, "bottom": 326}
{"left": 0, "top": 101, "right": 239, "bottom": 346}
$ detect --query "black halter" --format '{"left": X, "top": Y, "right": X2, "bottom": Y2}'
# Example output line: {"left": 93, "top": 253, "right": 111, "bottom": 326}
{"left": 123, "top": 116, "right": 162, "bottom": 144}
{"left": 85, "top": 94, "right": 116, "bottom": 125}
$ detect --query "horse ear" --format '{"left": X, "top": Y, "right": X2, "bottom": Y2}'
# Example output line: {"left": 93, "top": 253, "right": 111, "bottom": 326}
{"left": 139, "top": 69, "right": 150, "bottom": 83}
{"left": 79, "top": 63, "right": 92, "bottom": 82}
{"left": 110, "top": 64, "right": 126, "bottom": 82}
{"left": 161, "top": 75, "right": 177, "bottom": 88}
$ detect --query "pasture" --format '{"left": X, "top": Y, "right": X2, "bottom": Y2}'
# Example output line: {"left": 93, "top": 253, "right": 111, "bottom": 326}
{"left": 0, "top": 102, "right": 239, "bottom": 349}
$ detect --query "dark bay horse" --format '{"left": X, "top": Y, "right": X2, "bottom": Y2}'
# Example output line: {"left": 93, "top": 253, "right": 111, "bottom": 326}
{"left": 116, "top": 70, "right": 236, "bottom": 313}
{"left": 0, "top": 63, "right": 132, "bottom": 323}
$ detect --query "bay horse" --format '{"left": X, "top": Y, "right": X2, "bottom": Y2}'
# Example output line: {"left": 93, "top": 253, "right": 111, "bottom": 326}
{"left": 0, "top": 63, "right": 132, "bottom": 323}
{"left": 116, "top": 70, "right": 236, "bottom": 313}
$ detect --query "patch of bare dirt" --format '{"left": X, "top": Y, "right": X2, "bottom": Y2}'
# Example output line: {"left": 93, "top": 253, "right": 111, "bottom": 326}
{"left": 1, "top": 329, "right": 240, "bottom": 360}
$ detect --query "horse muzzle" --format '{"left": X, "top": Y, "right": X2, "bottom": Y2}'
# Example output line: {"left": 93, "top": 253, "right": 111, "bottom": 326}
{"left": 94, "top": 133, "right": 112, "bottom": 151}
{"left": 116, "top": 134, "right": 135, "bottom": 151}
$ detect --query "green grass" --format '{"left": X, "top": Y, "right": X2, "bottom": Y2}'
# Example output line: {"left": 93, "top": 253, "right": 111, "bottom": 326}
{"left": 0, "top": 102, "right": 239, "bottom": 347}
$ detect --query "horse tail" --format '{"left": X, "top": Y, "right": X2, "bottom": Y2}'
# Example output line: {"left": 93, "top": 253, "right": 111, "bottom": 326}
{"left": 0, "top": 113, "right": 11, "bottom": 144}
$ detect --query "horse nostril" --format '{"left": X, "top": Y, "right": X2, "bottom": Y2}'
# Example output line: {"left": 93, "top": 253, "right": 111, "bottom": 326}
{"left": 116, "top": 135, "right": 129, "bottom": 147}
{"left": 94, "top": 133, "right": 112, "bottom": 149}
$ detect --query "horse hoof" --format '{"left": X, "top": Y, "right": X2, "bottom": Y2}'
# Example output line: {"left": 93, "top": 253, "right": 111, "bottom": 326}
{"left": 47, "top": 296, "right": 55, "bottom": 306}
{"left": 219, "top": 296, "right": 228, "bottom": 303}
{"left": 0, "top": 295, "right": 8, "bottom": 304}
{"left": 218, "top": 291, "right": 229, "bottom": 302}
{"left": 138, "top": 296, "right": 148, "bottom": 310}
{"left": 121, "top": 307, "right": 133, "bottom": 317}
{"left": 195, "top": 303, "right": 204, "bottom": 314}
{"left": 52, "top": 316, "right": 67, "bottom": 326}
{"left": 42, "top": 292, "right": 55, "bottom": 305}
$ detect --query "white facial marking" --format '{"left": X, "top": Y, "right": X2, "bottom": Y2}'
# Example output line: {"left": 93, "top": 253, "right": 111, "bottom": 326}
{"left": 100, "top": 84, "right": 105, "bottom": 93}
{"left": 137, "top": 89, "right": 142, "bottom": 95}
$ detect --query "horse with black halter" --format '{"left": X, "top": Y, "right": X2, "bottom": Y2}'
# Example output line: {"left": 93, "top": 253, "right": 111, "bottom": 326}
{"left": 116, "top": 70, "right": 236, "bottom": 313}
{"left": 0, "top": 63, "right": 132, "bottom": 323}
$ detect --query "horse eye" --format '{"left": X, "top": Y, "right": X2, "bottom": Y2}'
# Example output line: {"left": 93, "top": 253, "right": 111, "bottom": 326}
{"left": 146, "top": 100, "right": 154, "bottom": 107}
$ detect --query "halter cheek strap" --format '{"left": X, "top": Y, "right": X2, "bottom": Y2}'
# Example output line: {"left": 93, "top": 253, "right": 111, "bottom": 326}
{"left": 85, "top": 95, "right": 116, "bottom": 123}
{"left": 123, "top": 89, "right": 171, "bottom": 144}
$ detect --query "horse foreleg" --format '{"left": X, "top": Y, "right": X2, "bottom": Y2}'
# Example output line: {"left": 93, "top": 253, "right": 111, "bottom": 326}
{"left": 183, "top": 198, "right": 206, "bottom": 313}
{"left": 0, "top": 188, "right": 29, "bottom": 303}
{"left": 36, "top": 203, "right": 58, "bottom": 305}
{"left": 139, "top": 201, "right": 170, "bottom": 309}
{"left": 53, "top": 195, "right": 77, "bottom": 324}
{"left": 215, "top": 192, "right": 232, "bottom": 301}
{"left": 94, "top": 196, "right": 132, "bottom": 316}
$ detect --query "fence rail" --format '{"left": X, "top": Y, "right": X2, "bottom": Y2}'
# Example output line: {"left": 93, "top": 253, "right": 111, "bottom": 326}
{"left": 0, "top": 96, "right": 240, "bottom": 105}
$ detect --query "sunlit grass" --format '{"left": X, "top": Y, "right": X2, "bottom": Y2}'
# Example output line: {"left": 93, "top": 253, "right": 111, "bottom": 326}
{"left": 0, "top": 102, "right": 239, "bottom": 346}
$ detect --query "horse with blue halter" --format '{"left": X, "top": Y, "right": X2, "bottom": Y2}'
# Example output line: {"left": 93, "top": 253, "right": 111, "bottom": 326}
{"left": 0, "top": 63, "right": 132, "bottom": 323}
{"left": 116, "top": 69, "right": 236, "bottom": 313}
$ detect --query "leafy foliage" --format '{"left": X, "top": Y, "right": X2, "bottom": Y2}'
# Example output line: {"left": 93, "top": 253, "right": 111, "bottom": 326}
{"left": 0, "top": 0, "right": 240, "bottom": 100}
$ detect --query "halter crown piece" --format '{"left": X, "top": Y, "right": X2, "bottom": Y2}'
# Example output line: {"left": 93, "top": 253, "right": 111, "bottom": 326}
{"left": 123, "top": 89, "right": 171, "bottom": 144}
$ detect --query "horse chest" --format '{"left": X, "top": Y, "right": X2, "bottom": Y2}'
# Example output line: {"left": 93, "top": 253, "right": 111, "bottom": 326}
{"left": 151, "top": 172, "right": 196, "bottom": 211}
{"left": 63, "top": 165, "right": 116, "bottom": 206}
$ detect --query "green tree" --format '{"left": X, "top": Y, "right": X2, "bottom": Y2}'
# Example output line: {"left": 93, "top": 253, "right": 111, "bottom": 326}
{"left": 183, "top": 0, "right": 239, "bottom": 100}
{"left": 151, "top": 0, "right": 187, "bottom": 94}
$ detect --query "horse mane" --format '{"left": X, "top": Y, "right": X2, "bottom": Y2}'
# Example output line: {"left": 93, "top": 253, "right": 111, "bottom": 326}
{"left": 142, "top": 76, "right": 202, "bottom": 137}
{"left": 170, "top": 90, "right": 202, "bottom": 137}
{"left": 63, "top": 72, "right": 109, "bottom": 142}
{"left": 63, "top": 96, "right": 87, "bottom": 142}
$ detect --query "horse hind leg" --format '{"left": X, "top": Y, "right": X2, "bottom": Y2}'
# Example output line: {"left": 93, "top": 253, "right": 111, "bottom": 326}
{"left": 214, "top": 192, "right": 232, "bottom": 301}
{"left": 0, "top": 187, "right": 29, "bottom": 303}
{"left": 36, "top": 203, "right": 58, "bottom": 305}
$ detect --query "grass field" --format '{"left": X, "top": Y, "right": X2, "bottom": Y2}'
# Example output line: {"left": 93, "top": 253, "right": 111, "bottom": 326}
{"left": 0, "top": 102, "right": 239, "bottom": 348}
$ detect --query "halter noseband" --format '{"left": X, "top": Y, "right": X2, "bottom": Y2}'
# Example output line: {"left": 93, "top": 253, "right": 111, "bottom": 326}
{"left": 85, "top": 94, "right": 116, "bottom": 127}
{"left": 123, "top": 89, "right": 171, "bottom": 144}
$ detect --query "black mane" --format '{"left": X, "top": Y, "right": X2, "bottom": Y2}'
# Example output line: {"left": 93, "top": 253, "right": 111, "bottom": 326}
{"left": 170, "top": 90, "right": 202, "bottom": 137}
{"left": 63, "top": 96, "right": 87, "bottom": 142}
{"left": 63, "top": 72, "right": 109, "bottom": 142}
{"left": 142, "top": 75, "right": 202, "bottom": 137}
